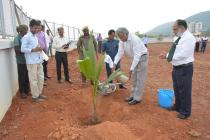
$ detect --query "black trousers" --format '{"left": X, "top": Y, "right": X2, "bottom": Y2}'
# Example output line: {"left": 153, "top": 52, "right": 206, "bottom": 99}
{"left": 42, "top": 60, "right": 48, "bottom": 78}
{"left": 98, "top": 41, "right": 102, "bottom": 53}
{"left": 201, "top": 42, "right": 207, "bottom": 53}
{"left": 105, "top": 61, "right": 120, "bottom": 83}
{"left": 17, "top": 64, "right": 30, "bottom": 94}
{"left": 144, "top": 44, "right": 148, "bottom": 48}
{"left": 195, "top": 42, "right": 200, "bottom": 52}
{"left": 172, "top": 63, "right": 193, "bottom": 116}
{"left": 55, "top": 52, "right": 69, "bottom": 81}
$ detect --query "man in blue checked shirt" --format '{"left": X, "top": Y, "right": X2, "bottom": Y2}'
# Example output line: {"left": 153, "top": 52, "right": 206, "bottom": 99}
{"left": 102, "top": 29, "right": 126, "bottom": 89}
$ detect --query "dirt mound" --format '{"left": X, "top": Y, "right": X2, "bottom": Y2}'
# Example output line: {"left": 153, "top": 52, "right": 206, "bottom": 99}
{"left": 48, "top": 121, "right": 137, "bottom": 140}
{"left": 81, "top": 121, "right": 137, "bottom": 140}
{"left": 48, "top": 124, "right": 82, "bottom": 140}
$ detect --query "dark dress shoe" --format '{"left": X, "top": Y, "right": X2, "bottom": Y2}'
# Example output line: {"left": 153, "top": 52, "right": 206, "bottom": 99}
{"left": 66, "top": 80, "right": 73, "bottom": 84}
{"left": 39, "top": 95, "right": 47, "bottom": 99}
{"left": 20, "top": 93, "right": 27, "bottom": 99}
{"left": 90, "top": 80, "right": 94, "bottom": 85}
{"left": 167, "top": 106, "right": 179, "bottom": 112}
{"left": 119, "top": 84, "right": 127, "bottom": 89}
{"left": 46, "top": 76, "right": 51, "bottom": 79}
{"left": 124, "top": 97, "right": 133, "bottom": 102}
{"left": 177, "top": 113, "right": 189, "bottom": 120}
{"left": 128, "top": 100, "right": 141, "bottom": 105}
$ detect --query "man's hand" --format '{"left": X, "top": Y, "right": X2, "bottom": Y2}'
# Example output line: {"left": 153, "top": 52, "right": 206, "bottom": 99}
{"left": 159, "top": 51, "right": 167, "bottom": 59}
{"left": 112, "top": 64, "right": 116, "bottom": 73}
{"left": 62, "top": 44, "right": 69, "bottom": 49}
{"left": 129, "top": 70, "right": 133, "bottom": 79}
{"left": 32, "top": 46, "right": 42, "bottom": 52}
{"left": 96, "top": 53, "right": 99, "bottom": 60}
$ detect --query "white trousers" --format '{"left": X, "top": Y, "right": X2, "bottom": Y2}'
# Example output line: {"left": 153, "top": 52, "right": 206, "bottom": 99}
{"left": 27, "top": 63, "right": 44, "bottom": 98}
{"left": 131, "top": 54, "right": 149, "bottom": 101}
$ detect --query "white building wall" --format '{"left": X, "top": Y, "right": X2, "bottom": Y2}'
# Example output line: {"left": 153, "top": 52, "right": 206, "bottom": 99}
{"left": 195, "top": 22, "right": 203, "bottom": 33}
{"left": 0, "top": 39, "right": 18, "bottom": 122}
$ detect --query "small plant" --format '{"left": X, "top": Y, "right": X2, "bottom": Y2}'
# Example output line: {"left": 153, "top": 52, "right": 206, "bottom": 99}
{"left": 77, "top": 35, "right": 124, "bottom": 124}
{"left": 77, "top": 34, "right": 104, "bottom": 123}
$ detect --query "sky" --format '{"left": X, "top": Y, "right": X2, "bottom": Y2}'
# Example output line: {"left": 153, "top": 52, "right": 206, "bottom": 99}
{"left": 15, "top": 0, "right": 210, "bottom": 36}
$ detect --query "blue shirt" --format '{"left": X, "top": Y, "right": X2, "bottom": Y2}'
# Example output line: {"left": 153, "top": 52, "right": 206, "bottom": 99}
{"left": 143, "top": 37, "right": 149, "bottom": 44}
{"left": 102, "top": 39, "right": 119, "bottom": 61}
{"left": 21, "top": 32, "right": 43, "bottom": 64}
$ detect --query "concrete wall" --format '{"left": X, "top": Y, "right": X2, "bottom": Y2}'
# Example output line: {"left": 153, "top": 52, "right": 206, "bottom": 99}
{"left": 0, "top": 39, "right": 18, "bottom": 122}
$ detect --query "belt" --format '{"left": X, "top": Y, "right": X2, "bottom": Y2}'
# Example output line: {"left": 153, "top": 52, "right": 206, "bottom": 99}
{"left": 56, "top": 51, "right": 67, "bottom": 53}
{"left": 173, "top": 62, "right": 193, "bottom": 69}
{"left": 141, "top": 53, "right": 147, "bottom": 57}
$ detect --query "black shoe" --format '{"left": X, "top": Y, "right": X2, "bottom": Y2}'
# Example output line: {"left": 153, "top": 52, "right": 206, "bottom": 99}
{"left": 46, "top": 76, "right": 51, "bottom": 79}
{"left": 20, "top": 93, "right": 27, "bottom": 99}
{"left": 119, "top": 84, "right": 127, "bottom": 89}
{"left": 124, "top": 97, "right": 133, "bottom": 102}
{"left": 66, "top": 80, "right": 73, "bottom": 84}
{"left": 44, "top": 77, "right": 47, "bottom": 81}
{"left": 167, "top": 106, "right": 179, "bottom": 112}
{"left": 90, "top": 80, "right": 94, "bottom": 85}
{"left": 25, "top": 90, "right": 31, "bottom": 96}
{"left": 32, "top": 97, "right": 45, "bottom": 102}
{"left": 39, "top": 95, "right": 47, "bottom": 99}
{"left": 128, "top": 100, "right": 141, "bottom": 105}
{"left": 177, "top": 113, "right": 189, "bottom": 120}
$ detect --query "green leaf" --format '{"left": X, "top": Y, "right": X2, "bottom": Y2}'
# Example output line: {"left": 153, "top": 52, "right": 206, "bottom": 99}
{"left": 76, "top": 57, "right": 92, "bottom": 80}
{"left": 96, "top": 54, "right": 105, "bottom": 80}
{"left": 105, "top": 69, "right": 124, "bottom": 84}
{"left": 87, "top": 35, "right": 97, "bottom": 81}
{"left": 82, "top": 46, "right": 88, "bottom": 59}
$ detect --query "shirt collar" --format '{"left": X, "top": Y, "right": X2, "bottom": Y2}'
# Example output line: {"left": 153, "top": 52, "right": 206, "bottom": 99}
{"left": 127, "top": 33, "right": 132, "bottom": 41}
{"left": 59, "top": 35, "right": 65, "bottom": 39}
{"left": 29, "top": 31, "right": 36, "bottom": 37}
{"left": 180, "top": 30, "right": 189, "bottom": 38}
{"left": 108, "top": 38, "right": 115, "bottom": 42}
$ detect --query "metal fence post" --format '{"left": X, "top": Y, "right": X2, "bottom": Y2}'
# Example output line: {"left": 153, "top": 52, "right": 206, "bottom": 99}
{"left": 14, "top": 3, "right": 21, "bottom": 25}
{"left": 10, "top": 0, "right": 17, "bottom": 35}
{"left": 0, "top": 0, "right": 6, "bottom": 38}
{"left": 73, "top": 27, "right": 76, "bottom": 41}
{"left": 68, "top": 26, "right": 70, "bottom": 40}
{"left": 53, "top": 22, "right": 56, "bottom": 36}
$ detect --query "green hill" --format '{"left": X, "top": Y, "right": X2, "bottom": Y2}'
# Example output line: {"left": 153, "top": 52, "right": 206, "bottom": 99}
{"left": 147, "top": 10, "right": 210, "bottom": 36}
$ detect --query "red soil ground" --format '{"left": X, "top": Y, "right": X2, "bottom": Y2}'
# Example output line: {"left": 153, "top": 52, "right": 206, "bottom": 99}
{"left": 0, "top": 43, "right": 210, "bottom": 140}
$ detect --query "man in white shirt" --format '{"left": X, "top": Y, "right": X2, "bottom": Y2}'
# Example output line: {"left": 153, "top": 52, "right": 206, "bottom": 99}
{"left": 201, "top": 36, "right": 208, "bottom": 53}
{"left": 195, "top": 35, "right": 201, "bottom": 52}
{"left": 114, "top": 27, "right": 148, "bottom": 105}
{"left": 52, "top": 27, "right": 72, "bottom": 84}
{"left": 159, "top": 19, "right": 195, "bottom": 119}
{"left": 21, "top": 19, "right": 46, "bottom": 102}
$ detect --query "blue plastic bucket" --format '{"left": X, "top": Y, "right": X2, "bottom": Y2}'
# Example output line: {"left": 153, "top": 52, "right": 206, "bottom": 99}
{"left": 158, "top": 89, "right": 174, "bottom": 108}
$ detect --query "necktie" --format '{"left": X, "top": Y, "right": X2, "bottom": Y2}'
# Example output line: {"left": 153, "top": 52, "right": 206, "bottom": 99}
{"left": 167, "top": 37, "right": 181, "bottom": 62}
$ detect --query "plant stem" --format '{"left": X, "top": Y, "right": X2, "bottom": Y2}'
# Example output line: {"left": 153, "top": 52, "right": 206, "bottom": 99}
{"left": 92, "top": 80, "right": 98, "bottom": 122}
